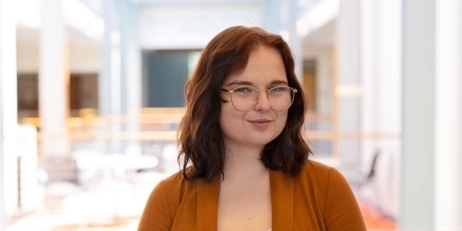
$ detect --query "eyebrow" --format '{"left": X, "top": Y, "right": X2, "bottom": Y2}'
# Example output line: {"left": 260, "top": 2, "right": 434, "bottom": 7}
{"left": 225, "top": 80, "right": 288, "bottom": 87}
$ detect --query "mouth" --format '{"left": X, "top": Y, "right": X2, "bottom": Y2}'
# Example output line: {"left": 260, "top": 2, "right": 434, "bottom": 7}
{"left": 248, "top": 119, "right": 272, "bottom": 127}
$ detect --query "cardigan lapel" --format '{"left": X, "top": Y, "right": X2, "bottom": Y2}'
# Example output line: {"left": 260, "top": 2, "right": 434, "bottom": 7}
{"left": 270, "top": 170, "right": 294, "bottom": 230}
{"left": 196, "top": 176, "right": 220, "bottom": 231}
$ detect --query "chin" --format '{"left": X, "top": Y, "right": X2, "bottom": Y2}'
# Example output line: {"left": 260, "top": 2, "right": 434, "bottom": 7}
{"left": 244, "top": 135, "right": 279, "bottom": 147}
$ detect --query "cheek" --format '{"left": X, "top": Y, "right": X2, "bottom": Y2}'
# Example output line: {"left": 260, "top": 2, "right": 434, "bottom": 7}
{"left": 277, "top": 111, "right": 288, "bottom": 123}
{"left": 276, "top": 112, "right": 289, "bottom": 130}
{"left": 219, "top": 105, "right": 241, "bottom": 133}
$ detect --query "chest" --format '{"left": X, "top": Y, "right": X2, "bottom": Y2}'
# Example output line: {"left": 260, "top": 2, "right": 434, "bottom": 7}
{"left": 217, "top": 177, "right": 272, "bottom": 231}
{"left": 169, "top": 172, "right": 326, "bottom": 231}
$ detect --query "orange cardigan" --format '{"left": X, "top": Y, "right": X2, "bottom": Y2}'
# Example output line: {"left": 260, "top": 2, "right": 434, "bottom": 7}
{"left": 137, "top": 160, "right": 367, "bottom": 231}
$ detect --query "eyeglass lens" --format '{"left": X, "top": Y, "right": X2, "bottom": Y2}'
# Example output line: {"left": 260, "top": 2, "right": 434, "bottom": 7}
{"left": 230, "top": 86, "right": 295, "bottom": 111}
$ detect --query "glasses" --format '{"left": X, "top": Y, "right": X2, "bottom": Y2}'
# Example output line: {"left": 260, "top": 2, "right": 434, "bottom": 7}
{"left": 221, "top": 86, "right": 297, "bottom": 111}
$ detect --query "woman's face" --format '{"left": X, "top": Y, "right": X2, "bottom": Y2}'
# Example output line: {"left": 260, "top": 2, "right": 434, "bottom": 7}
{"left": 219, "top": 45, "right": 289, "bottom": 151}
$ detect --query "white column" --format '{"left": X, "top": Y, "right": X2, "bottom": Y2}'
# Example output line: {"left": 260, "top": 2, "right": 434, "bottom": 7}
{"left": 376, "top": 0, "right": 401, "bottom": 136}
{"left": 360, "top": 0, "right": 402, "bottom": 218}
{"left": 402, "top": 0, "right": 462, "bottom": 228}
{"left": 0, "top": 0, "right": 18, "bottom": 228}
{"left": 39, "top": 0, "right": 69, "bottom": 157}
{"left": 458, "top": 2, "right": 462, "bottom": 226}
{"left": 377, "top": 0, "right": 402, "bottom": 218}
{"left": 401, "top": 0, "right": 436, "bottom": 229}
{"left": 99, "top": 0, "right": 123, "bottom": 154}
{"left": 435, "top": 0, "right": 461, "bottom": 229}
{"left": 316, "top": 52, "right": 333, "bottom": 116}
{"left": 336, "top": 0, "right": 361, "bottom": 171}
{"left": 120, "top": 0, "right": 142, "bottom": 155}
{"left": 458, "top": 4, "right": 462, "bottom": 223}
{"left": 359, "top": 0, "right": 378, "bottom": 168}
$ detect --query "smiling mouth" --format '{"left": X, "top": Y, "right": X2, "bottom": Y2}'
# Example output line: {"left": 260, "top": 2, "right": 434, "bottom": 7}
{"left": 249, "top": 119, "right": 272, "bottom": 123}
{"left": 248, "top": 119, "right": 272, "bottom": 126}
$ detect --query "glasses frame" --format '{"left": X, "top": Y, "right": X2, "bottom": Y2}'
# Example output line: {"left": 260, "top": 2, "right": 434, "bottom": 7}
{"left": 221, "top": 85, "right": 298, "bottom": 112}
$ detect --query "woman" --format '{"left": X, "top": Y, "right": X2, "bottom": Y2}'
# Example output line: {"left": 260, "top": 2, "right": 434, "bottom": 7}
{"left": 138, "top": 26, "right": 367, "bottom": 231}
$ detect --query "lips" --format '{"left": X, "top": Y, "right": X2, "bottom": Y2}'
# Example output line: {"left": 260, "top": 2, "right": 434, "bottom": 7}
{"left": 248, "top": 119, "right": 272, "bottom": 127}
{"left": 249, "top": 119, "right": 272, "bottom": 123}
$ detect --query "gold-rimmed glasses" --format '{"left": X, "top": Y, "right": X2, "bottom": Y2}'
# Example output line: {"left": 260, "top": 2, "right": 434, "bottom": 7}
{"left": 221, "top": 86, "right": 297, "bottom": 111}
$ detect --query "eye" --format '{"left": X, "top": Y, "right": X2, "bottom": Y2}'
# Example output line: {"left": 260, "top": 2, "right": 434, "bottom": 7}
{"left": 233, "top": 87, "right": 253, "bottom": 93}
{"left": 270, "top": 86, "right": 290, "bottom": 92}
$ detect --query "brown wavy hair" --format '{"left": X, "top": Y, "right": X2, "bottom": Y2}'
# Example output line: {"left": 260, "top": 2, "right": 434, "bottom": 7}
{"left": 178, "top": 26, "right": 311, "bottom": 182}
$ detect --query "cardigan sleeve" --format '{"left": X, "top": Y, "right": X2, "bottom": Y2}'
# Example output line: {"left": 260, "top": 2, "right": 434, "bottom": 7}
{"left": 137, "top": 180, "right": 173, "bottom": 231}
{"left": 323, "top": 168, "right": 367, "bottom": 231}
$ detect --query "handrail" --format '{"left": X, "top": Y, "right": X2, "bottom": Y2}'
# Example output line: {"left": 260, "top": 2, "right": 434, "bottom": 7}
{"left": 36, "top": 131, "right": 400, "bottom": 141}
{"left": 19, "top": 107, "right": 332, "bottom": 128}
{"left": 22, "top": 108, "right": 400, "bottom": 152}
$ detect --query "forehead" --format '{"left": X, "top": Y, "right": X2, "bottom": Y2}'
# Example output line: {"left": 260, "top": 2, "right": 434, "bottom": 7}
{"left": 223, "top": 46, "right": 287, "bottom": 86}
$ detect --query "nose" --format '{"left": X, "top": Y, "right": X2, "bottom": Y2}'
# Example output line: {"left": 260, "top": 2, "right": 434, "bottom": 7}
{"left": 253, "top": 90, "right": 271, "bottom": 112}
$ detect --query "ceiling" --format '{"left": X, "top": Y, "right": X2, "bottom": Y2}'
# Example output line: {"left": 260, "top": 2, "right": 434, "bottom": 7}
{"left": 302, "top": 19, "right": 336, "bottom": 58}
{"left": 15, "top": 0, "right": 336, "bottom": 72}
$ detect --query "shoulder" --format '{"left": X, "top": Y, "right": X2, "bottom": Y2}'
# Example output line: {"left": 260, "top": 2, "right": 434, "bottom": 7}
{"left": 159, "top": 170, "right": 187, "bottom": 188}
{"left": 145, "top": 171, "right": 186, "bottom": 208}
{"left": 302, "top": 158, "right": 335, "bottom": 174}
{"left": 300, "top": 159, "right": 342, "bottom": 180}
{"left": 297, "top": 159, "right": 353, "bottom": 195}
{"left": 298, "top": 159, "right": 367, "bottom": 230}
{"left": 138, "top": 171, "right": 185, "bottom": 230}
{"left": 156, "top": 168, "right": 198, "bottom": 195}
{"left": 138, "top": 170, "right": 197, "bottom": 226}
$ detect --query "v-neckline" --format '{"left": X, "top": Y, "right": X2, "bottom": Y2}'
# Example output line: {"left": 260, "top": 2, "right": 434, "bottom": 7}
{"left": 196, "top": 170, "right": 294, "bottom": 231}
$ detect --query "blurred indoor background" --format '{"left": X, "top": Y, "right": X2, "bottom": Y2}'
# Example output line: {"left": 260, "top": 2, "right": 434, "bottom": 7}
{"left": 0, "top": 0, "right": 461, "bottom": 230}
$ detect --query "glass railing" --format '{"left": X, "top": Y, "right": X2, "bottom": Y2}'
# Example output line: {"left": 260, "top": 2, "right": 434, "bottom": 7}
{"left": 7, "top": 107, "right": 399, "bottom": 231}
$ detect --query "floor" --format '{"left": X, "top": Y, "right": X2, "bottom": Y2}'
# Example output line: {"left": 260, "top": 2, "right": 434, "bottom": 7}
{"left": 7, "top": 206, "right": 397, "bottom": 231}
{"left": 7, "top": 206, "right": 396, "bottom": 231}
{"left": 361, "top": 204, "right": 396, "bottom": 231}
{"left": 5, "top": 155, "right": 397, "bottom": 231}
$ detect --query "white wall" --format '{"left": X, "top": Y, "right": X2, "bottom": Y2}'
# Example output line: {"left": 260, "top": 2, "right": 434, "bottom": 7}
{"left": 434, "top": 0, "right": 461, "bottom": 228}
{"left": 16, "top": 38, "right": 39, "bottom": 73}
{"left": 16, "top": 40, "right": 100, "bottom": 73}
{"left": 359, "top": 0, "right": 401, "bottom": 218}
{"left": 0, "top": 0, "right": 19, "bottom": 226}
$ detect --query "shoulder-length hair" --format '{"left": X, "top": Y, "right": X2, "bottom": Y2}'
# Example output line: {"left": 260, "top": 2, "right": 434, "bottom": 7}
{"left": 178, "top": 26, "right": 311, "bottom": 182}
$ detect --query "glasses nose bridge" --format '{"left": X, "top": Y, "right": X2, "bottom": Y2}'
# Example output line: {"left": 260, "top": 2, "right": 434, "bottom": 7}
{"left": 254, "top": 88, "right": 270, "bottom": 100}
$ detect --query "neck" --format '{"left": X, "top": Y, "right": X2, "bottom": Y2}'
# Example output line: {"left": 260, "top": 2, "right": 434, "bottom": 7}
{"left": 223, "top": 144, "right": 268, "bottom": 178}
